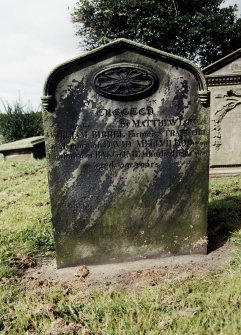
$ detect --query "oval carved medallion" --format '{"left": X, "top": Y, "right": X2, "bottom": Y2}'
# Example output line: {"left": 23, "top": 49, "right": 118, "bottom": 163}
{"left": 93, "top": 63, "right": 159, "bottom": 101}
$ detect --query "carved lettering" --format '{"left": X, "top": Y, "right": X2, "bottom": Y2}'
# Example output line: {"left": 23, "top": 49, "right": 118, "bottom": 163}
{"left": 96, "top": 106, "right": 154, "bottom": 117}
{"left": 47, "top": 108, "right": 207, "bottom": 166}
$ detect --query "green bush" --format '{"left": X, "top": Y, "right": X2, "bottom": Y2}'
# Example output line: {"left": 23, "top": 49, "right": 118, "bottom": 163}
{"left": 0, "top": 100, "right": 43, "bottom": 143}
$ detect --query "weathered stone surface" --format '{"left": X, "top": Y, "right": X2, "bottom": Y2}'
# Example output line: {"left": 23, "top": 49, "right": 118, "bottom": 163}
{"left": 204, "top": 49, "right": 241, "bottom": 167}
{"left": 0, "top": 136, "right": 45, "bottom": 161}
{"left": 42, "top": 39, "right": 210, "bottom": 268}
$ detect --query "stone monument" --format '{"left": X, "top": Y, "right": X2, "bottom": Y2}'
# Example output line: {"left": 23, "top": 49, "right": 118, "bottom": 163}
{"left": 42, "top": 39, "right": 210, "bottom": 268}
{"left": 0, "top": 136, "right": 45, "bottom": 161}
{"left": 204, "top": 48, "right": 241, "bottom": 167}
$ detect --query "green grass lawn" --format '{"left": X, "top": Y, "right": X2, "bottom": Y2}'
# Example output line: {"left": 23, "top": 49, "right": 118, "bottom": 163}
{"left": 0, "top": 159, "right": 241, "bottom": 334}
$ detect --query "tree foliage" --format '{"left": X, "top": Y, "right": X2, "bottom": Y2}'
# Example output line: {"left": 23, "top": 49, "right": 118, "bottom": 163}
{"left": 0, "top": 100, "right": 43, "bottom": 143}
{"left": 72, "top": 0, "right": 241, "bottom": 67}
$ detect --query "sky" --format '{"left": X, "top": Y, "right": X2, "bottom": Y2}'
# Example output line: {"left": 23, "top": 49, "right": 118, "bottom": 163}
{"left": 0, "top": 0, "right": 80, "bottom": 109}
{"left": 0, "top": 0, "right": 240, "bottom": 110}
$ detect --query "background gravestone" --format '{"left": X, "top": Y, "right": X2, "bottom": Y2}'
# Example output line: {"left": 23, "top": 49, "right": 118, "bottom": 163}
{"left": 0, "top": 136, "right": 45, "bottom": 161}
{"left": 42, "top": 39, "right": 210, "bottom": 268}
{"left": 204, "top": 48, "right": 241, "bottom": 167}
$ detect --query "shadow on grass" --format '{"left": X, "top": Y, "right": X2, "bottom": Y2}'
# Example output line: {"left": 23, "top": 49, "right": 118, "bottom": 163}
{"left": 208, "top": 194, "right": 241, "bottom": 253}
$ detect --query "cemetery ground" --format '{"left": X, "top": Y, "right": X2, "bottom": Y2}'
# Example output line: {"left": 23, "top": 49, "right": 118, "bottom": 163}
{"left": 0, "top": 159, "right": 241, "bottom": 334}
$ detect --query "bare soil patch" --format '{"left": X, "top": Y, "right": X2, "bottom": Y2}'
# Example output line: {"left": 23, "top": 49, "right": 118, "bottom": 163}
{"left": 21, "top": 242, "right": 234, "bottom": 291}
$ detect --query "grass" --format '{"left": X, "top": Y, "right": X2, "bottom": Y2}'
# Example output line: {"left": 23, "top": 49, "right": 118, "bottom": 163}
{"left": 0, "top": 159, "right": 54, "bottom": 277}
{"left": 208, "top": 177, "right": 241, "bottom": 251}
{"left": 0, "top": 159, "right": 241, "bottom": 334}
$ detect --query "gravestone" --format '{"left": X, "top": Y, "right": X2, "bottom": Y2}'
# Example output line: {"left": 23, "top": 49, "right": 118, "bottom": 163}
{"left": 0, "top": 136, "right": 45, "bottom": 161}
{"left": 42, "top": 39, "right": 210, "bottom": 268}
{"left": 204, "top": 48, "right": 241, "bottom": 167}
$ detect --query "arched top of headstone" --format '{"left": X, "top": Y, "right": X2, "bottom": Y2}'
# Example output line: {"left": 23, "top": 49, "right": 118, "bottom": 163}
{"left": 42, "top": 38, "right": 207, "bottom": 100}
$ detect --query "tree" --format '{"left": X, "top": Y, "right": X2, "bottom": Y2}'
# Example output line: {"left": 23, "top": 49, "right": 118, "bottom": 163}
{"left": 0, "top": 100, "right": 43, "bottom": 143}
{"left": 72, "top": 0, "right": 241, "bottom": 67}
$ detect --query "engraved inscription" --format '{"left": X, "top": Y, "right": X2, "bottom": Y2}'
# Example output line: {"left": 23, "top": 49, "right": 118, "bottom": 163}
{"left": 46, "top": 105, "right": 208, "bottom": 166}
{"left": 93, "top": 63, "right": 159, "bottom": 101}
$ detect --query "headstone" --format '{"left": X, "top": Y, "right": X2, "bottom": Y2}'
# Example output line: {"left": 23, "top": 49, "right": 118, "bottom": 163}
{"left": 42, "top": 39, "right": 210, "bottom": 268}
{"left": 0, "top": 136, "right": 45, "bottom": 161}
{"left": 204, "top": 48, "right": 241, "bottom": 167}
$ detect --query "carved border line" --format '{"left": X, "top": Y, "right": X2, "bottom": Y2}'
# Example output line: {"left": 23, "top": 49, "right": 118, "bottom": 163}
{"left": 41, "top": 90, "right": 209, "bottom": 113}
{"left": 207, "top": 76, "right": 241, "bottom": 86}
